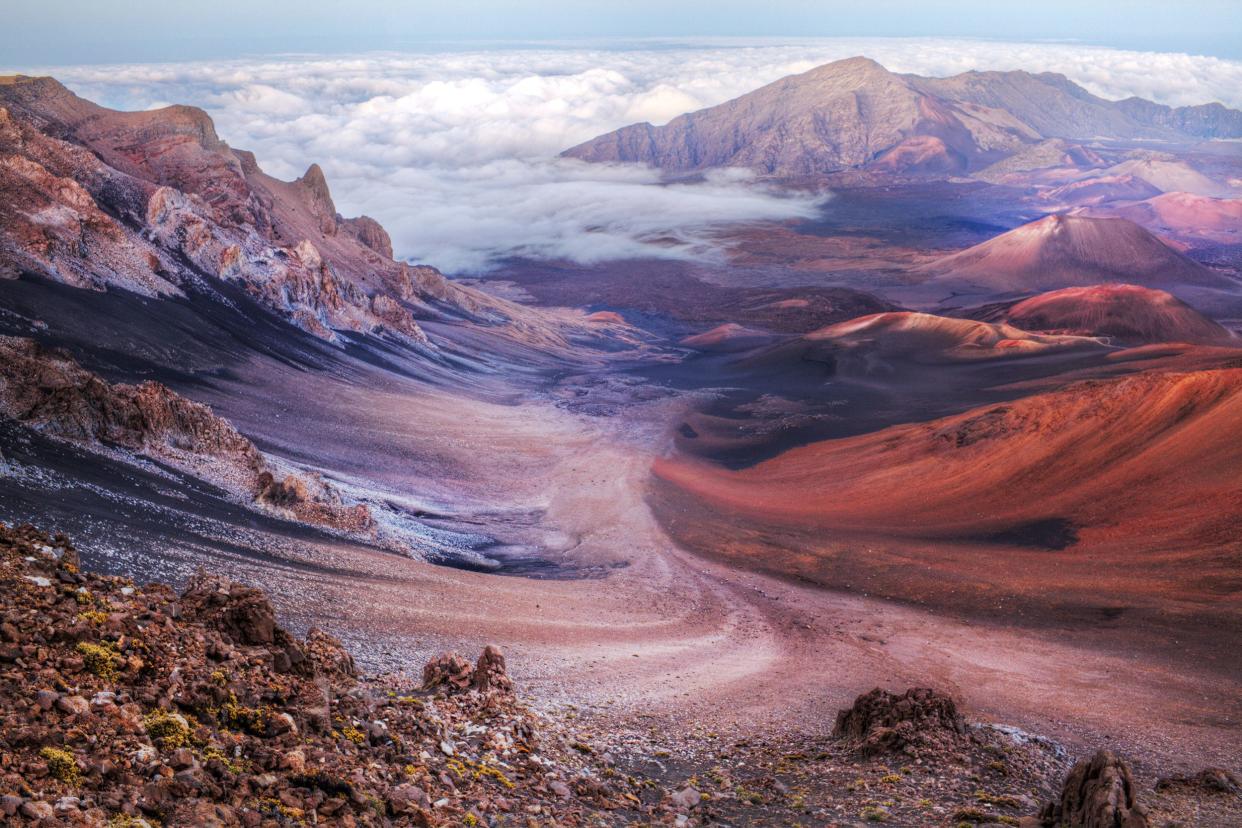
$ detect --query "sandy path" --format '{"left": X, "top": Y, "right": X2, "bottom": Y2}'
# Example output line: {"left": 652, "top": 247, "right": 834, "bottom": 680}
{"left": 202, "top": 361, "right": 1239, "bottom": 775}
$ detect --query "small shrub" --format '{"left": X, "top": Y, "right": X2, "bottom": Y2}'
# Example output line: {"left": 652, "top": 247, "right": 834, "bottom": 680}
{"left": 201, "top": 746, "right": 247, "bottom": 774}
{"left": 476, "top": 764, "right": 515, "bottom": 789}
{"left": 975, "top": 790, "right": 1022, "bottom": 808}
{"left": 144, "top": 710, "right": 192, "bottom": 749}
{"left": 109, "top": 815, "right": 159, "bottom": 828}
{"left": 953, "top": 807, "right": 995, "bottom": 824}
{"left": 221, "top": 693, "right": 269, "bottom": 734}
{"left": 76, "top": 641, "right": 119, "bottom": 681}
{"left": 41, "top": 746, "right": 80, "bottom": 784}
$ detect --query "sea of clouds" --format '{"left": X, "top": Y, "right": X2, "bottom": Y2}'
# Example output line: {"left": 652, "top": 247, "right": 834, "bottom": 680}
{"left": 15, "top": 38, "right": 1242, "bottom": 272}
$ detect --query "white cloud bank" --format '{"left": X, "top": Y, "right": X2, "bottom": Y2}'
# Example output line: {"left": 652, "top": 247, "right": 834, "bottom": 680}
{"left": 17, "top": 38, "right": 1242, "bottom": 272}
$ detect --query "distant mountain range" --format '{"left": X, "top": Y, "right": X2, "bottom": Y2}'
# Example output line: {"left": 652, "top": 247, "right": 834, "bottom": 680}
{"left": 564, "top": 57, "right": 1242, "bottom": 177}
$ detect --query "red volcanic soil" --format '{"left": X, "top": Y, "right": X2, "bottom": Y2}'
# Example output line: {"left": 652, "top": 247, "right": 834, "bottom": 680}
{"left": 1101, "top": 158, "right": 1233, "bottom": 197}
{"left": 584, "top": 310, "right": 627, "bottom": 325}
{"left": 733, "top": 311, "right": 1105, "bottom": 381}
{"left": 990, "top": 284, "right": 1236, "bottom": 346}
{"left": 680, "top": 323, "right": 776, "bottom": 352}
{"left": 870, "top": 134, "right": 966, "bottom": 175}
{"left": 799, "top": 310, "right": 1104, "bottom": 361}
{"left": 1082, "top": 191, "right": 1242, "bottom": 246}
{"left": 919, "top": 214, "right": 1231, "bottom": 293}
{"left": 1041, "top": 174, "right": 1162, "bottom": 207}
{"left": 652, "top": 366, "right": 1242, "bottom": 620}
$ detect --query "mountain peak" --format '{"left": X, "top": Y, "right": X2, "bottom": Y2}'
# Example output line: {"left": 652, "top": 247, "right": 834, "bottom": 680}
{"left": 565, "top": 61, "right": 1242, "bottom": 178}
{"left": 297, "top": 163, "right": 336, "bottom": 214}
{"left": 807, "top": 55, "right": 893, "bottom": 77}
{"left": 921, "top": 213, "right": 1231, "bottom": 293}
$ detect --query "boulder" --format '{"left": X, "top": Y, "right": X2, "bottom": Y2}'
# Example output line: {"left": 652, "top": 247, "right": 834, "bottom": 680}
{"left": 179, "top": 571, "right": 306, "bottom": 673}
{"left": 1040, "top": 750, "right": 1148, "bottom": 828}
{"left": 422, "top": 651, "right": 474, "bottom": 693}
{"left": 1155, "top": 767, "right": 1241, "bottom": 796}
{"left": 305, "top": 628, "right": 357, "bottom": 678}
{"left": 472, "top": 645, "right": 513, "bottom": 695}
{"left": 832, "top": 687, "right": 966, "bottom": 756}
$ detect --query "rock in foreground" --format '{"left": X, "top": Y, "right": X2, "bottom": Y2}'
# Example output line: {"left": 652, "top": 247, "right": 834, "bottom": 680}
{"left": 0, "top": 522, "right": 626, "bottom": 826}
{"left": 1041, "top": 749, "right": 1149, "bottom": 828}
{"left": 832, "top": 686, "right": 967, "bottom": 757}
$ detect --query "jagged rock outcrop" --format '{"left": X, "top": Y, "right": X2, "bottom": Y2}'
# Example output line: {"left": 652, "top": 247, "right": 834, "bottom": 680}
{"left": 0, "top": 335, "right": 374, "bottom": 533}
{"left": 423, "top": 651, "right": 476, "bottom": 693}
{"left": 423, "top": 646, "right": 514, "bottom": 696}
{"left": 832, "top": 687, "right": 967, "bottom": 757}
{"left": 0, "top": 335, "right": 262, "bottom": 467}
{"left": 1040, "top": 750, "right": 1149, "bottom": 828}
{"left": 472, "top": 645, "right": 514, "bottom": 695}
{"left": 255, "top": 469, "right": 374, "bottom": 533}
{"left": 0, "top": 75, "right": 566, "bottom": 349}
{"left": 179, "top": 570, "right": 308, "bottom": 673}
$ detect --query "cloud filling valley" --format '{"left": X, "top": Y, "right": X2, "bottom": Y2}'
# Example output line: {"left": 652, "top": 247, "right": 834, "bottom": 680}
{"left": 19, "top": 38, "right": 1242, "bottom": 272}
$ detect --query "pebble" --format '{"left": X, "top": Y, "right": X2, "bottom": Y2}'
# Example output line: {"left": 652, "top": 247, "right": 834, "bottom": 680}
{"left": 20, "top": 800, "right": 53, "bottom": 820}
{"left": 55, "top": 694, "right": 90, "bottom": 716}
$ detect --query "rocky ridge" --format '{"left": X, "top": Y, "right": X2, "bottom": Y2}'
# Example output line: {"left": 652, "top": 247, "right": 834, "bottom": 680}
{"left": 0, "top": 522, "right": 636, "bottom": 827}
{"left": 0, "top": 75, "right": 588, "bottom": 352}
{"left": 0, "top": 336, "right": 372, "bottom": 534}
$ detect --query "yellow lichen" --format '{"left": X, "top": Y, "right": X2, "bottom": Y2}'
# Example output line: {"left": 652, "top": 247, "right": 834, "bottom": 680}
{"left": 975, "top": 790, "right": 1021, "bottom": 808}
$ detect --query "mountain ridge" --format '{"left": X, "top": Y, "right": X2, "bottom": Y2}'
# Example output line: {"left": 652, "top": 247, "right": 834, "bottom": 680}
{"left": 0, "top": 75, "right": 595, "bottom": 355}
{"left": 563, "top": 57, "right": 1242, "bottom": 177}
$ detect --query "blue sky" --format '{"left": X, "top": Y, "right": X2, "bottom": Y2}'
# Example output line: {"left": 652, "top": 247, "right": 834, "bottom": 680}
{"left": 5, "top": 0, "right": 1242, "bottom": 65}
